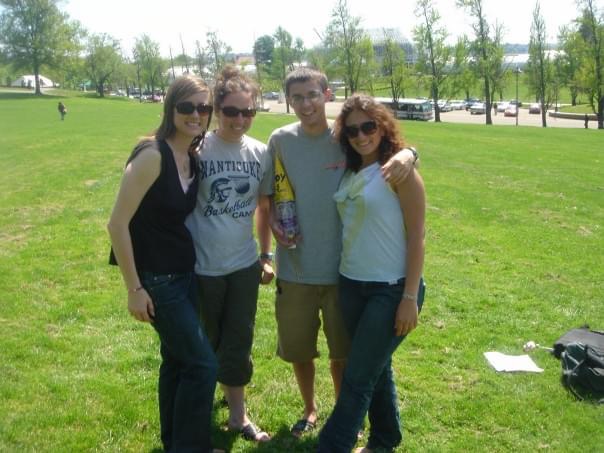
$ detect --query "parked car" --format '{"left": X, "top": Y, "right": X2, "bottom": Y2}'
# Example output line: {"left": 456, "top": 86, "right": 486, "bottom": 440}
{"left": 464, "top": 98, "right": 481, "bottom": 110}
{"left": 436, "top": 100, "right": 452, "bottom": 112}
{"left": 449, "top": 100, "right": 465, "bottom": 110}
{"left": 529, "top": 103, "right": 541, "bottom": 114}
{"left": 508, "top": 99, "right": 523, "bottom": 107}
{"left": 469, "top": 102, "right": 486, "bottom": 114}
{"left": 262, "top": 91, "right": 279, "bottom": 100}
{"left": 504, "top": 105, "right": 518, "bottom": 117}
{"left": 496, "top": 101, "right": 509, "bottom": 112}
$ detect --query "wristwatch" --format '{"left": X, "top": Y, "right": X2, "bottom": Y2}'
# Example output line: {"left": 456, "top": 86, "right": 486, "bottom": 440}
{"left": 260, "top": 252, "right": 274, "bottom": 261}
{"left": 409, "top": 147, "right": 419, "bottom": 164}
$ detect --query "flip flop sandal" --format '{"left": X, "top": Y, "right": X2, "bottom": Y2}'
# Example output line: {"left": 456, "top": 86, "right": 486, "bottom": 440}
{"left": 290, "top": 418, "right": 316, "bottom": 437}
{"left": 240, "top": 422, "right": 269, "bottom": 442}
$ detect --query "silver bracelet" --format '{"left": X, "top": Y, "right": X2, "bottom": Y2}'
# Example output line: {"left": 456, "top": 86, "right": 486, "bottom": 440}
{"left": 402, "top": 292, "right": 417, "bottom": 301}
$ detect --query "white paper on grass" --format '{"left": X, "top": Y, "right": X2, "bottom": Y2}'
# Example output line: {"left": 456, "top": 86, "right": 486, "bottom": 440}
{"left": 484, "top": 351, "right": 544, "bottom": 373}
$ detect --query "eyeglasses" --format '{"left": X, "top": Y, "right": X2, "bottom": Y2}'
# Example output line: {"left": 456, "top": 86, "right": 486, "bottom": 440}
{"left": 175, "top": 102, "right": 213, "bottom": 115}
{"left": 220, "top": 106, "right": 257, "bottom": 118}
{"left": 343, "top": 120, "right": 378, "bottom": 139}
{"left": 290, "top": 91, "right": 323, "bottom": 105}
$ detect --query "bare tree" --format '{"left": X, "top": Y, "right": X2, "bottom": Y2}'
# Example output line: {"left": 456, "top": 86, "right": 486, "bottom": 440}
{"left": 206, "top": 31, "right": 231, "bottom": 76}
{"left": 194, "top": 40, "right": 207, "bottom": 79}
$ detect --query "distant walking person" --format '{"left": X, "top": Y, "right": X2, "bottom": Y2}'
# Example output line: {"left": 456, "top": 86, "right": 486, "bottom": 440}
{"left": 58, "top": 102, "right": 67, "bottom": 120}
{"left": 584, "top": 114, "right": 589, "bottom": 129}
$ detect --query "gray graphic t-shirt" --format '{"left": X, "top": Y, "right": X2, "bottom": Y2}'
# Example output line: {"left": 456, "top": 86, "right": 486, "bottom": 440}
{"left": 186, "top": 132, "right": 273, "bottom": 276}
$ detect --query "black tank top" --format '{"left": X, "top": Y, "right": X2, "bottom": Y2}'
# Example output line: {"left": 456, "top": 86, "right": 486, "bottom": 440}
{"left": 110, "top": 139, "right": 199, "bottom": 274}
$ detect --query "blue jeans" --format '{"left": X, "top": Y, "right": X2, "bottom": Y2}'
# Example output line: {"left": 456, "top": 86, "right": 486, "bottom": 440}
{"left": 141, "top": 271, "right": 218, "bottom": 453}
{"left": 318, "top": 276, "right": 426, "bottom": 453}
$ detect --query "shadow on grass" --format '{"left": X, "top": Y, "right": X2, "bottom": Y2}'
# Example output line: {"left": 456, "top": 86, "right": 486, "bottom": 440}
{"left": 0, "top": 91, "right": 47, "bottom": 100}
{"left": 242, "top": 425, "right": 318, "bottom": 453}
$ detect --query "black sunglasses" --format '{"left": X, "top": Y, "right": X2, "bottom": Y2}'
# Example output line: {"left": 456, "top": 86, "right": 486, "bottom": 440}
{"left": 343, "top": 120, "right": 378, "bottom": 138}
{"left": 221, "top": 106, "right": 257, "bottom": 118}
{"left": 175, "top": 102, "right": 213, "bottom": 115}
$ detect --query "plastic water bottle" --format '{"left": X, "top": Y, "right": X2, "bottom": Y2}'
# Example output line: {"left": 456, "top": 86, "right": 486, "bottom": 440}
{"left": 274, "top": 155, "right": 299, "bottom": 247}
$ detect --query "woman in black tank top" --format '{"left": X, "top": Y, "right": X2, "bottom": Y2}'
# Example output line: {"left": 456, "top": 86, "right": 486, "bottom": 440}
{"left": 108, "top": 75, "right": 224, "bottom": 453}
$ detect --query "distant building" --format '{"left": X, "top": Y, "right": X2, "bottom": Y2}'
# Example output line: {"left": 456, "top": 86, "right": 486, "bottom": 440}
{"left": 502, "top": 50, "right": 561, "bottom": 70}
{"left": 365, "top": 28, "right": 416, "bottom": 64}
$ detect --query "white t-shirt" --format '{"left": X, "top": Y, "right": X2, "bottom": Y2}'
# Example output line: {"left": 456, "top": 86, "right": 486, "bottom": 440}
{"left": 186, "top": 132, "right": 273, "bottom": 276}
{"left": 334, "top": 162, "right": 407, "bottom": 282}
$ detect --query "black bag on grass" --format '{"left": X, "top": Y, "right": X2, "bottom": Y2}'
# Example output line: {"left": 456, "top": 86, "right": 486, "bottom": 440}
{"left": 560, "top": 342, "right": 604, "bottom": 403}
{"left": 553, "top": 326, "right": 604, "bottom": 359}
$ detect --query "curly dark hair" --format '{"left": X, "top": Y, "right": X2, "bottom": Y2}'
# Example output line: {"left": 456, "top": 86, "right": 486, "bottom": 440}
{"left": 213, "top": 64, "right": 259, "bottom": 111}
{"left": 334, "top": 94, "right": 406, "bottom": 172}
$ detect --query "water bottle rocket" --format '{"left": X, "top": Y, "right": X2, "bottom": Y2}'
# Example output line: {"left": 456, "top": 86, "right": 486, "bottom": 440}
{"left": 274, "top": 155, "right": 299, "bottom": 249}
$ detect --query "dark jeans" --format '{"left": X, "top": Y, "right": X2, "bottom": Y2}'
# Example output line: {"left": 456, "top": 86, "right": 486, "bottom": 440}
{"left": 141, "top": 271, "right": 218, "bottom": 453}
{"left": 318, "top": 276, "right": 426, "bottom": 453}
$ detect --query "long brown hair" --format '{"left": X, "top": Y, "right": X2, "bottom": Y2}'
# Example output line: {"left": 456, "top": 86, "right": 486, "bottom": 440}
{"left": 334, "top": 94, "right": 407, "bottom": 172}
{"left": 129, "top": 75, "right": 211, "bottom": 161}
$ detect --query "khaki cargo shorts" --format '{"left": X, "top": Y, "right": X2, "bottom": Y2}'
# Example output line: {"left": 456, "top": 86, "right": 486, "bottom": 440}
{"left": 275, "top": 279, "right": 350, "bottom": 362}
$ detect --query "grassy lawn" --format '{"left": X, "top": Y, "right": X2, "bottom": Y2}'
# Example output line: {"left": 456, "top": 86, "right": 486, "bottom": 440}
{"left": 0, "top": 91, "right": 602, "bottom": 452}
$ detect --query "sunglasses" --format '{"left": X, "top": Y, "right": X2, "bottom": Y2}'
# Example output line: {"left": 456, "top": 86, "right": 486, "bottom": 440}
{"left": 175, "top": 102, "right": 213, "bottom": 115}
{"left": 343, "top": 120, "right": 378, "bottom": 138}
{"left": 290, "top": 90, "right": 322, "bottom": 105}
{"left": 221, "top": 106, "right": 257, "bottom": 118}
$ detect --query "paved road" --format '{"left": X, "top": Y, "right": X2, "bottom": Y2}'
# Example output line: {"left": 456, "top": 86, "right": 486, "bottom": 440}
{"left": 261, "top": 99, "right": 599, "bottom": 129}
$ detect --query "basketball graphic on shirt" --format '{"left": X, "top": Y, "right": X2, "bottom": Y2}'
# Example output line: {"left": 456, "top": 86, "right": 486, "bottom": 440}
{"left": 230, "top": 175, "right": 251, "bottom": 195}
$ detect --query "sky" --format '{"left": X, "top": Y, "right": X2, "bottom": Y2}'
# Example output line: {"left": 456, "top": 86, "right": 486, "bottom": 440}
{"left": 62, "top": 0, "right": 585, "bottom": 57}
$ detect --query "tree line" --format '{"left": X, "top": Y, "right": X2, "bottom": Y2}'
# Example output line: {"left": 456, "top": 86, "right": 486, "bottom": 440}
{"left": 1, "top": 0, "right": 602, "bottom": 128}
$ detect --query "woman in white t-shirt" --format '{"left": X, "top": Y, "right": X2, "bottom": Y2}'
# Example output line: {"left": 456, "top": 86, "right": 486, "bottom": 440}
{"left": 318, "top": 94, "right": 426, "bottom": 453}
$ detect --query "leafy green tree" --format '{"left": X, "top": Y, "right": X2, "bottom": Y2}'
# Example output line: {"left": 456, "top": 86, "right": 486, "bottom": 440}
{"left": 324, "top": 0, "right": 366, "bottom": 95}
{"left": 576, "top": 0, "right": 603, "bottom": 129}
{"left": 450, "top": 36, "right": 478, "bottom": 100}
{"left": 414, "top": 0, "right": 452, "bottom": 122}
{"left": 254, "top": 35, "right": 274, "bottom": 67}
{"left": 381, "top": 30, "right": 409, "bottom": 102}
{"left": 133, "top": 34, "right": 164, "bottom": 97}
{"left": 253, "top": 35, "right": 275, "bottom": 95}
{"left": 273, "top": 26, "right": 295, "bottom": 111}
{"left": 457, "top": 0, "right": 504, "bottom": 125}
{"left": 558, "top": 26, "right": 584, "bottom": 106}
{"left": 0, "top": 0, "right": 81, "bottom": 94}
{"left": 527, "top": 1, "right": 552, "bottom": 127}
{"left": 356, "top": 36, "right": 377, "bottom": 94}
{"left": 293, "top": 37, "right": 305, "bottom": 67}
{"left": 305, "top": 46, "right": 331, "bottom": 75}
{"left": 85, "top": 33, "right": 122, "bottom": 97}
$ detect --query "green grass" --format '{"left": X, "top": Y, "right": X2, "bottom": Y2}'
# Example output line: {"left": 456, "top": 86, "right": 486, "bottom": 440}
{"left": 0, "top": 91, "right": 603, "bottom": 452}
